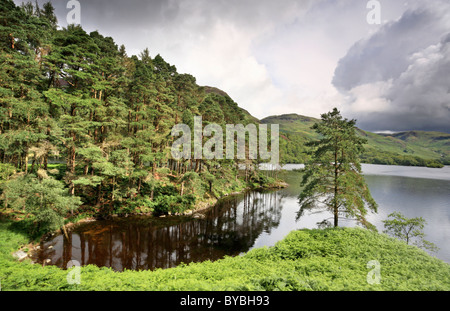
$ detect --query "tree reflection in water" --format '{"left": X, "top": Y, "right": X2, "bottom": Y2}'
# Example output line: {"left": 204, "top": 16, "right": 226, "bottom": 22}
{"left": 37, "top": 190, "right": 283, "bottom": 271}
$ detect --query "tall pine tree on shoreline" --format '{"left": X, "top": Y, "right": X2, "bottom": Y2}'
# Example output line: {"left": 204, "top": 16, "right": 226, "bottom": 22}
{"left": 298, "top": 108, "right": 378, "bottom": 229}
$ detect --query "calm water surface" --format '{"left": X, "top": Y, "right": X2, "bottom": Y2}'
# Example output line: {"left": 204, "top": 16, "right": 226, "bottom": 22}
{"left": 37, "top": 164, "right": 450, "bottom": 270}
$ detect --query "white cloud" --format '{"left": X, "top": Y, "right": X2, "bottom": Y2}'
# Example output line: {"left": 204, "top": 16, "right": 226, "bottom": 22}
{"left": 347, "top": 80, "right": 393, "bottom": 113}
{"left": 168, "top": 20, "right": 286, "bottom": 119}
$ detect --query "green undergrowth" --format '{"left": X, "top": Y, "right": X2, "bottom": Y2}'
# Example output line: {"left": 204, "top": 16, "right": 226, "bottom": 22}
{"left": 0, "top": 221, "right": 449, "bottom": 291}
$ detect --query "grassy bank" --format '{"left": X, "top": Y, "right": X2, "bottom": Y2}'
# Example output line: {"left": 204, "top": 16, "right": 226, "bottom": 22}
{"left": 1, "top": 220, "right": 449, "bottom": 291}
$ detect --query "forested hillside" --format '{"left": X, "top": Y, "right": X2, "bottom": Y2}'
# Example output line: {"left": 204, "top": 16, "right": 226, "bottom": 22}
{"left": 0, "top": 0, "right": 272, "bottom": 236}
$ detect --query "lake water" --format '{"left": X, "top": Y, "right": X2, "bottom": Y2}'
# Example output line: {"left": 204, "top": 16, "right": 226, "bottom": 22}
{"left": 37, "top": 164, "right": 450, "bottom": 270}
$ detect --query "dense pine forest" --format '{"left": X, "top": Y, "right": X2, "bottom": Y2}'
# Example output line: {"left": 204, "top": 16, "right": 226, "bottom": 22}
{"left": 0, "top": 0, "right": 277, "bottom": 236}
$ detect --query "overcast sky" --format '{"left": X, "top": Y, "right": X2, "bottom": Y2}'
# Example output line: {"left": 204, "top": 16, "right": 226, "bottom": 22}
{"left": 15, "top": 0, "right": 450, "bottom": 132}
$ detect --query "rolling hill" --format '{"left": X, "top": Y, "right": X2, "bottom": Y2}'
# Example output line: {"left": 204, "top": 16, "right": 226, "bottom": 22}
{"left": 201, "top": 85, "right": 449, "bottom": 167}
{"left": 260, "top": 114, "right": 450, "bottom": 167}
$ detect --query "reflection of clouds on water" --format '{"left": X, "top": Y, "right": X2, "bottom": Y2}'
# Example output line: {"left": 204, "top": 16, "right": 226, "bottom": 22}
{"left": 282, "top": 163, "right": 450, "bottom": 181}
{"left": 361, "top": 164, "right": 450, "bottom": 181}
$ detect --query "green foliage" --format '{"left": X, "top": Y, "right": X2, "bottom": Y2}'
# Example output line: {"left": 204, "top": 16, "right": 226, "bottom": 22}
{"left": 0, "top": 174, "right": 81, "bottom": 235}
{"left": 126, "top": 186, "right": 196, "bottom": 216}
{"left": 360, "top": 149, "right": 445, "bottom": 168}
{"left": 0, "top": 220, "right": 31, "bottom": 261}
{"left": 0, "top": 163, "right": 16, "bottom": 192}
{"left": 248, "top": 171, "right": 277, "bottom": 189}
{"left": 299, "top": 108, "right": 377, "bottom": 228}
{"left": 383, "top": 212, "right": 439, "bottom": 253}
{"left": 152, "top": 194, "right": 196, "bottom": 215}
{"left": 1, "top": 224, "right": 448, "bottom": 291}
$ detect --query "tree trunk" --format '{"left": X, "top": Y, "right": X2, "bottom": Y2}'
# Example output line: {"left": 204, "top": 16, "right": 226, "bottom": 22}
{"left": 24, "top": 152, "right": 29, "bottom": 174}
{"left": 61, "top": 225, "right": 69, "bottom": 241}
{"left": 96, "top": 183, "right": 102, "bottom": 206}
{"left": 111, "top": 177, "right": 115, "bottom": 201}
{"left": 334, "top": 143, "right": 339, "bottom": 227}
{"left": 137, "top": 178, "right": 142, "bottom": 193}
{"left": 44, "top": 155, "right": 48, "bottom": 170}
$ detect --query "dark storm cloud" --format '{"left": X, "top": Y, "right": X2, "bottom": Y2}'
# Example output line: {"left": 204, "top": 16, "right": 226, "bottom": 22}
{"left": 80, "top": 0, "right": 180, "bottom": 27}
{"left": 25, "top": 0, "right": 310, "bottom": 57}
{"left": 333, "top": 8, "right": 442, "bottom": 91}
{"left": 333, "top": 2, "right": 450, "bottom": 132}
{"left": 53, "top": 0, "right": 180, "bottom": 29}
{"left": 38, "top": 0, "right": 308, "bottom": 32}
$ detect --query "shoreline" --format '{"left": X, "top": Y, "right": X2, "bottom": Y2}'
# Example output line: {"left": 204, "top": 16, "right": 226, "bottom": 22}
{"left": 190, "top": 181, "right": 289, "bottom": 216}
{"left": 15, "top": 179, "right": 289, "bottom": 262}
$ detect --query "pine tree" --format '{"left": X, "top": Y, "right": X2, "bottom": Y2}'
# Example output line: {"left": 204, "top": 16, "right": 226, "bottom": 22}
{"left": 0, "top": 0, "right": 50, "bottom": 172}
{"left": 298, "top": 108, "right": 377, "bottom": 229}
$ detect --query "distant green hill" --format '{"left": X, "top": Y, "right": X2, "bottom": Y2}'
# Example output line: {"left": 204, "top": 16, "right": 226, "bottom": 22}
{"left": 261, "top": 114, "right": 450, "bottom": 167}
{"left": 196, "top": 86, "right": 449, "bottom": 167}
